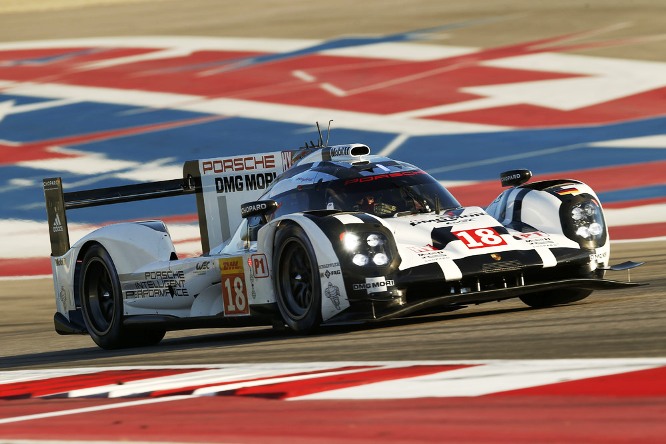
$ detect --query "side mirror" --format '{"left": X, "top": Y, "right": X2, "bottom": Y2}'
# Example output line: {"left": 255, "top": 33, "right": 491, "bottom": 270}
{"left": 500, "top": 169, "right": 532, "bottom": 187}
{"left": 240, "top": 200, "right": 278, "bottom": 219}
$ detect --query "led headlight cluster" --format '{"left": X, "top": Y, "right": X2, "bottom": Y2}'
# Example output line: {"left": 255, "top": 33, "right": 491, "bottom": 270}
{"left": 570, "top": 200, "right": 604, "bottom": 239}
{"left": 340, "top": 232, "right": 391, "bottom": 266}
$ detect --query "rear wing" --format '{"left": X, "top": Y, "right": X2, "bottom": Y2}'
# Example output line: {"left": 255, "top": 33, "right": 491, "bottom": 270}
{"left": 44, "top": 150, "right": 295, "bottom": 257}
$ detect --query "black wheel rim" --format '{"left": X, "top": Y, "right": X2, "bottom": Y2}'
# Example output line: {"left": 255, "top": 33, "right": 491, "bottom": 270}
{"left": 83, "top": 258, "right": 116, "bottom": 334}
{"left": 279, "top": 239, "right": 314, "bottom": 320}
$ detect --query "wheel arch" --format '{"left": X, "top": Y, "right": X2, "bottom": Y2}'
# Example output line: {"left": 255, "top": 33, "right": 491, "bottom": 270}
{"left": 259, "top": 214, "right": 350, "bottom": 322}
{"left": 71, "top": 222, "right": 176, "bottom": 274}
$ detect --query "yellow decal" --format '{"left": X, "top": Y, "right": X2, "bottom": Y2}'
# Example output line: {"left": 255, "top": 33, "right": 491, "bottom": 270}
{"left": 219, "top": 257, "right": 250, "bottom": 316}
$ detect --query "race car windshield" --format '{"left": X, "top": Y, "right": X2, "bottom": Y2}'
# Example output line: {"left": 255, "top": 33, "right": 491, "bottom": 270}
{"left": 325, "top": 170, "right": 461, "bottom": 217}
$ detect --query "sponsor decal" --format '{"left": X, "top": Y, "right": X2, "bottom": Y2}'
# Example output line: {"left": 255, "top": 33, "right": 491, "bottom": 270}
{"left": 455, "top": 228, "right": 507, "bottom": 249}
{"left": 52, "top": 213, "right": 63, "bottom": 233}
{"left": 54, "top": 257, "right": 66, "bottom": 266}
{"left": 294, "top": 175, "right": 316, "bottom": 184}
{"left": 202, "top": 155, "right": 276, "bottom": 174}
{"left": 406, "top": 244, "right": 450, "bottom": 263}
{"left": 250, "top": 253, "right": 269, "bottom": 278}
{"left": 410, "top": 211, "right": 485, "bottom": 227}
{"left": 196, "top": 261, "right": 211, "bottom": 271}
{"left": 281, "top": 151, "right": 293, "bottom": 172}
{"left": 513, "top": 231, "right": 557, "bottom": 247}
{"left": 320, "top": 268, "right": 341, "bottom": 279}
{"left": 353, "top": 276, "right": 395, "bottom": 293}
{"left": 126, "top": 270, "right": 189, "bottom": 299}
{"left": 241, "top": 202, "right": 269, "bottom": 217}
{"left": 43, "top": 179, "right": 59, "bottom": 189}
{"left": 194, "top": 260, "right": 212, "bottom": 275}
{"left": 220, "top": 257, "right": 250, "bottom": 316}
{"left": 221, "top": 258, "right": 242, "bottom": 272}
{"left": 330, "top": 145, "right": 352, "bottom": 157}
{"left": 58, "top": 286, "right": 67, "bottom": 306}
{"left": 344, "top": 170, "right": 426, "bottom": 186}
{"left": 324, "top": 282, "right": 342, "bottom": 310}
{"left": 502, "top": 173, "right": 523, "bottom": 182}
{"left": 215, "top": 172, "right": 277, "bottom": 193}
{"left": 590, "top": 251, "right": 608, "bottom": 262}
{"left": 319, "top": 263, "right": 341, "bottom": 279}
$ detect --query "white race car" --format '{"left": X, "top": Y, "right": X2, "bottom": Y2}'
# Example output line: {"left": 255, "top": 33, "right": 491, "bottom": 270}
{"left": 44, "top": 143, "right": 642, "bottom": 349}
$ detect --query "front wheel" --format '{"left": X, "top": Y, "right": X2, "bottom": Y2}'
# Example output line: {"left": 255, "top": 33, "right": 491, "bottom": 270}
{"left": 79, "top": 244, "right": 165, "bottom": 349}
{"left": 273, "top": 224, "right": 322, "bottom": 332}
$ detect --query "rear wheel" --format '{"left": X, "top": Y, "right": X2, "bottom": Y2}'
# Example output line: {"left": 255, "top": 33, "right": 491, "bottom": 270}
{"left": 79, "top": 244, "right": 165, "bottom": 349}
{"left": 273, "top": 224, "right": 322, "bottom": 332}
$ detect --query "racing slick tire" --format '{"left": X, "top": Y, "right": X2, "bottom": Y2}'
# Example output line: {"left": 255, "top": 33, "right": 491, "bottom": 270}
{"left": 79, "top": 244, "right": 165, "bottom": 349}
{"left": 273, "top": 224, "right": 322, "bottom": 333}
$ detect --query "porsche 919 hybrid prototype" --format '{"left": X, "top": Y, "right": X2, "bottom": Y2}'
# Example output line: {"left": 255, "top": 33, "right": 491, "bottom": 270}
{"left": 44, "top": 142, "right": 643, "bottom": 349}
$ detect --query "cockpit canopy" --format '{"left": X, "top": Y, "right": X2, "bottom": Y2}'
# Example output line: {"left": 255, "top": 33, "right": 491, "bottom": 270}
{"left": 261, "top": 157, "right": 461, "bottom": 218}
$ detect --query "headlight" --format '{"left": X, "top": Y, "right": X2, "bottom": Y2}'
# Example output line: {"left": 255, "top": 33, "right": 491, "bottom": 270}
{"left": 353, "top": 254, "right": 369, "bottom": 266}
{"left": 341, "top": 231, "right": 392, "bottom": 267}
{"left": 372, "top": 253, "right": 389, "bottom": 266}
{"left": 366, "top": 234, "right": 383, "bottom": 247}
{"left": 569, "top": 200, "right": 604, "bottom": 240}
{"left": 571, "top": 207, "right": 584, "bottom": 221}
{"left": 588, "top": 223, "right": 602, "bottom": 236}
{"left": 341, "top": 232, "right": 360, "bottom": 251}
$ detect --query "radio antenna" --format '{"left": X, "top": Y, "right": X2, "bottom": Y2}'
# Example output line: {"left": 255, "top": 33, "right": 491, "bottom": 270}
{"left": 325, "top": 120, "right": 333, "bottom": 147}
{"left": 316, "top": 121, "right": 323, "bottom": 147}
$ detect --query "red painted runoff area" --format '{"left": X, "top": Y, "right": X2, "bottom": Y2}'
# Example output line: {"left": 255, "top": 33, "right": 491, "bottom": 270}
{"left": 1, "top": 396, "right": 664, "bottom": 443}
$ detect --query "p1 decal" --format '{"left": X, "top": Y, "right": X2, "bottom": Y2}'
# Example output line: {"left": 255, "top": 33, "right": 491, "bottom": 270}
{"left": 219, "top": 257, "right": 249, "bottom": 316}
{"left": 250, "top": 253, "right": 269, "bottom": 278}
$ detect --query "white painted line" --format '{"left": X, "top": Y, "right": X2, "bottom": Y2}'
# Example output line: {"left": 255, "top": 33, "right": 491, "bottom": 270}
{"left": 322, "top": 42, "right": 478, "bottom": 61}
{"left": 427, "top": 143, "right": 585, "bottom": 174}
{"left": 76, "top": 48, "right": 195, "bottom": 70}
{"left": 0, "top": 395, "right": 193, "bottom": 425}
{"left": 590, "top": 134, "right": 666, "bottom": 148}
{"left": 290, "top": 360, "right": 664, "bottom": 400}
{"left": 0, "top": 36, "right": 320, "bottom": 53}
{"left": 474, "top": 53, "right": 666, "bottom": 111}
{"left": 605, "top": 203, "right": 666, "bottom": 227}
{"left": 292, "top": 70, "right": 316, "bottom": 82}
{"left": 389, "top": 96, "right": 516, "bottom": 119}
{"left": 319, "top": 82, "right": 347, "bottom": 97}
{"left": 1, "top": 80, "right": 507, "bottom": 136}
{"left": 377, "top": 133, "right": 409, "bottom": 157}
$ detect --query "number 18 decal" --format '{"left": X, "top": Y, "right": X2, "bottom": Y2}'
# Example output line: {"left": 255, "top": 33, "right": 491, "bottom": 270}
{"left": 455, "top": 228, "right": 507, "bottom": 249}
{"left": 219, "top": 257, "right": 250, "bottom": 316}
